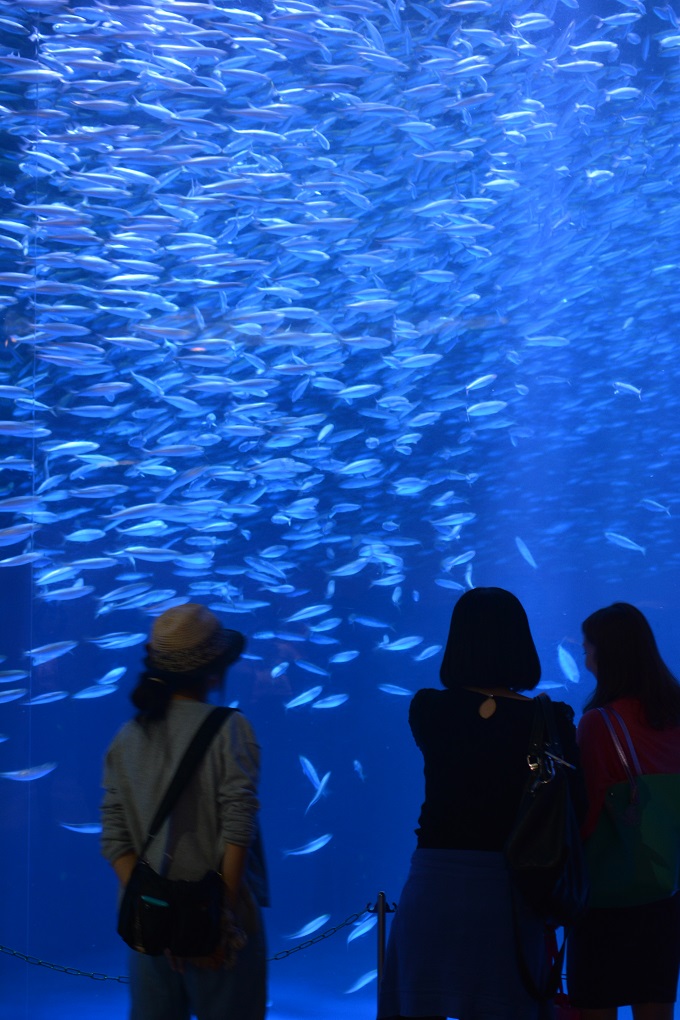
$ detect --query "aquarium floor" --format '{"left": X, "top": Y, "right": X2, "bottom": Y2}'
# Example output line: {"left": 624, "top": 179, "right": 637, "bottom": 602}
{"left": 0, "top": 975, "right": 657, "bottom": 1020}
{"left": 0, "top": 956, "right": 671, "bottom": 1020}
{"left": 1, "top": 962, "right": 377, "bottom": 1019}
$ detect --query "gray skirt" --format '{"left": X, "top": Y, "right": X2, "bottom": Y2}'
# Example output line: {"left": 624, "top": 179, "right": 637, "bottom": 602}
{"left": 377, "top": 848, "right": 551, "bottom": 1020}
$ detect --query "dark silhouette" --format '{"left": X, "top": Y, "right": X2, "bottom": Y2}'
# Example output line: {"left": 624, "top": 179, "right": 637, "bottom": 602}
{"left": 101, "top": 604, "right": 268, "bottom": 1020}
{"left": 378, "top": 587, "right": 582, "bottom": 1020}
{"left": 568, "top": 602, "right": 680, "bottom": 1020}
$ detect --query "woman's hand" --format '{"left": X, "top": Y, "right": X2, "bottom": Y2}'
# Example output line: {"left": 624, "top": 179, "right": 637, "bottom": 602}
{"left": 178, "top": 908, "right": 248, "bottom": 972}
{"left": 112, "top": 852, "right": 138, "bottom": 887}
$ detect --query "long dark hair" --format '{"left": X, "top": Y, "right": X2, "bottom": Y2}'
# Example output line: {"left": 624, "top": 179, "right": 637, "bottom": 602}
{"left": 439, "top": 587, "right": 541, "bottom": 692}
{"left": 583, "top": 602, "right": 680, "bottom": 728}
{"left": 131, "top": 648, "right": 235, "bottom": 724}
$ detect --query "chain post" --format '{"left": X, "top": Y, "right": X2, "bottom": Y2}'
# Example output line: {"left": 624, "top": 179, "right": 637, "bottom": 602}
{"left": 367, "top": 891, "right": 396, "bottom": 1015}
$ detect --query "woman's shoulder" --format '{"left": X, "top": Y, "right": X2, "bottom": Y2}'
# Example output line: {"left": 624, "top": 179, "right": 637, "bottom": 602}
{"left": 592, "top": 697, "right": 680, "bottom": 737}
{"left": 548, "top": 697, "right": 576, "bottom": 720}
{"left": 104, "top": 716, "right": 147, "bottom": 764}
{"left": 577, "top": 698, "right": 641, "bottom": 731}
{"left": 222, "top": 706, "right": 259, "bottom": 744}
{"left": 552, "top": 700, "right": 579, "bottom": 741}
{"left": 409, "top": 686, "right": 452, "bottom": 720}
{"left": 170, "top": 702, "right": 258, "bottom": 743}
{"left": 410, "top": 686, "right": 452, "bottom": 708}
{"left": 412, "top": 687, "right": 558, "bottom": 707}
{"left": 107, "top": 715, "right": 141, "bottom": 744}
{"left": 410, "top": 686, "right": 506, "bottom": 721}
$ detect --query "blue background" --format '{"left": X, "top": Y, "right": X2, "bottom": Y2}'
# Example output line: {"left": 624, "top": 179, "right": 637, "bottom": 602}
{"left": 1, "top": 0, "right": 680, "bottom": 1016}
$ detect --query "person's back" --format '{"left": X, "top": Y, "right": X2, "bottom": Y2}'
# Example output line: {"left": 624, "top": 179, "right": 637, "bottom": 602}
{"left": 411, "top": 686, "right": 578, "bottom": 851}
{"left": 577, "top": 694, "right": 680, "bottom": 840}
{"left": 378, "top": 587, "right": 581, "bottom": 1020}
{"left": 101, "top": 604, "right": 268, "bottom": 1020}
{"left": 568, "top": 602, "right": 680, "bottom": 1020}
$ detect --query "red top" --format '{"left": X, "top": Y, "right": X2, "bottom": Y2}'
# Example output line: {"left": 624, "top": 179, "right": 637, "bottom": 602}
{"left": 577, "top": 696, "right": 680, "bottom": 839}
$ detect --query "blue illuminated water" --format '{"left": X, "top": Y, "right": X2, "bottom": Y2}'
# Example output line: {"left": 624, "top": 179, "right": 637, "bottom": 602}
{"left": 2, "top": 0, "right": 680, "bottom": 1016}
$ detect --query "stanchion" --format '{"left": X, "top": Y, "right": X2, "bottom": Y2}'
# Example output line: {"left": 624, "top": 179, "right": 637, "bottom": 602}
{"left": 2, "top": 892, "right": 400, "bottom": 1006}
{"left": 367, "top": 890, "right": 397, "bottom": 1014}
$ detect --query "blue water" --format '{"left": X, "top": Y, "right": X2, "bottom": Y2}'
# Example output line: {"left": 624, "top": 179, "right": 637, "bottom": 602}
{"left": 2, "top": 0, "right": 680, "bottom": 1016}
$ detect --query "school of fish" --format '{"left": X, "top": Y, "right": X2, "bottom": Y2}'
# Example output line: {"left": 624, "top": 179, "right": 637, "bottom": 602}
{"left": 1, "top": 0, "right": 679, "bottom": 1006}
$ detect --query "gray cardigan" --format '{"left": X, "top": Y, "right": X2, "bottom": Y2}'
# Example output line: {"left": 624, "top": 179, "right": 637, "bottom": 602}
{"left": 101, "top": 700, "right": 269, "bottom": 908}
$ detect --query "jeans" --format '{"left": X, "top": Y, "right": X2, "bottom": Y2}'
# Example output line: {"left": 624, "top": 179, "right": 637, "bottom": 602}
{"left": 128, "top": 921, "right": 266, "bottom": 1020}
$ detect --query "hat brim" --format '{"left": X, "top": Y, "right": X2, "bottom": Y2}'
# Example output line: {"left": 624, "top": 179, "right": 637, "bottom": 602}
{"left": 150, "top": 625, "right": 245, "bottom": 674}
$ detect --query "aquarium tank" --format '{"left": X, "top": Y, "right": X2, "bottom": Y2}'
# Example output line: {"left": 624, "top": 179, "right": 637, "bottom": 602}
{"left": 1, "top": 0, "right": 679, "bottom": 1016}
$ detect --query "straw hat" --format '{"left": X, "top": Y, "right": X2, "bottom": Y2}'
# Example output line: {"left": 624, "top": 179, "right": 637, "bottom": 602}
{"left": 149, "top": 604, "right": 245, "bottom": 673}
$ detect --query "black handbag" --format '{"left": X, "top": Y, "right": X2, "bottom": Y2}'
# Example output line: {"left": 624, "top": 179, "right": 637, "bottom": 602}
{"left": 118, "top": 707, "right": 234, "bottom": 957}
{"left": 505, "top": 694, "right": 588, "bottom": 928}
{"left": 505, "top": 695, "right": 588, "bottom": 1000}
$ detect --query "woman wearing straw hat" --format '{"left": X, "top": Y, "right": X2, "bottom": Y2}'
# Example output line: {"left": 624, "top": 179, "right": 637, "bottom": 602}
{"left": 101, "top": 604, "right": 268, "bottom": 1020}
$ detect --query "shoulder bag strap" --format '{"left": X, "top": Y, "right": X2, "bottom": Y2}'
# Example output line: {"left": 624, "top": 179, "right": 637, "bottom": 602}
{"left": 525, "top": 696, "right": 549, "bottom": 790}
{"left": 537, "top": 693, "right": 564, "bottom": 757}
{"left": 528, "top": 694, "right": 548, "bottom": 755}
{"left": 534, "top": 694, "right": 578, "bottom": 775}
{"left": 596, "top": 707, "right": 639, "bottom": 788}
{"left": 526, "top": 694, "right": 574, "bottom": 788}
{"left": 514, "top": 696, "right": 568, "bottom": 1001}
{"left": 606, "top": 706, "right": 643, "bottom": 775}
{"left": 140, "top": 706, "right": 234, "bottom": 858}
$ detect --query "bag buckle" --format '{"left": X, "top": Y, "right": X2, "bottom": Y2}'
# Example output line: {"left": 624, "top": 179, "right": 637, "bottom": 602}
{"left": 545, "top": 750, "right": 576, "bottom": 771}
{"left": 527, "top": 753, "right": 555, "bottom": 789}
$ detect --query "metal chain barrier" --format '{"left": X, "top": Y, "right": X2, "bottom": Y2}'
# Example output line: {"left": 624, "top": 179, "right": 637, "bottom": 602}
{"left": 0, "top": 908, "right": 368, "bottom": 984}
{"left": 271, "top": 910, "right": 363, "bottom": 960}
{"left": 0, "top": 944, "right": 129, "bottom": 983}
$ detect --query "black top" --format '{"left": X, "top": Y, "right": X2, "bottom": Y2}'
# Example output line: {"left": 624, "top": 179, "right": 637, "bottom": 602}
{"left": 410, "top": 687, "right": 585, "bottom": 850}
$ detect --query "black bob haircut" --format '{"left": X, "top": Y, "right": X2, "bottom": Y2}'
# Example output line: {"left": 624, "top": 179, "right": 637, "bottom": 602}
{"left": 439, "top": 587, "right": 541, "bottom": 692}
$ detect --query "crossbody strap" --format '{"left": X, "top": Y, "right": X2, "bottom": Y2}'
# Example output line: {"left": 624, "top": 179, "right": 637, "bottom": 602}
{"left": 140, "top": 706, "right": 234, "bottom": 858}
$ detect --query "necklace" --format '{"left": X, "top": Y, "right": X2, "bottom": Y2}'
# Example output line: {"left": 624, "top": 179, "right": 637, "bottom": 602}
{"left": 478, "top": 693, "right": 496, "bottom": 719}
{"left": 465, "top": 685, "right": 523, "bottom": 718}
{"left": 464, "top": 686, "right": 499, "bottom": 719}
